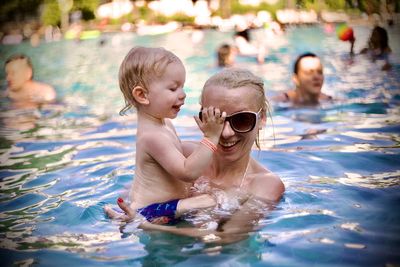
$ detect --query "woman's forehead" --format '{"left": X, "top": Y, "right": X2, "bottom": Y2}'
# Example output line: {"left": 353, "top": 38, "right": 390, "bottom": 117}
{"left": 202, "top": 85, "right": 258, "bottom": 109}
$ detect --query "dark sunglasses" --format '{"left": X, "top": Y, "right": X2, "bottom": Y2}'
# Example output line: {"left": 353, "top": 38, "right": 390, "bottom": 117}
{"left": 199, "top": 108, "right": 262, "bottom": 133}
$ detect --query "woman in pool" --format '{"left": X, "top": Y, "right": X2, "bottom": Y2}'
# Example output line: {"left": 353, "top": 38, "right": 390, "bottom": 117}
{"left": 106, "top": 68, "right": 285, "bottom": 242}
{"left": 360, "top": 26, "right": 392, "bottom": 71}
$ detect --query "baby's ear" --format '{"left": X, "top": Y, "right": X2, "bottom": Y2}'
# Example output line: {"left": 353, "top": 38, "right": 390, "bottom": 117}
{"left": 132, "top": 86, "right": 149, "bottom": 105}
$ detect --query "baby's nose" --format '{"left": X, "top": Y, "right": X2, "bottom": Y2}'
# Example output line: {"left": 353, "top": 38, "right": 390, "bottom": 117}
{"left": 179, "top": 89, "right": 186, "bottom": 99}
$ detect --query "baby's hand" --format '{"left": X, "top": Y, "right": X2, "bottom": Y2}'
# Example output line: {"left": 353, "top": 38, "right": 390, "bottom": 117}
{"left": 194, "top": 106, "right": 226, "bottom": 142}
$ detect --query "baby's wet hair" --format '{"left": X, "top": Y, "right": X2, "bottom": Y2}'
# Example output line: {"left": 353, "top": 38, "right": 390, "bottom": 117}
{"left": 118, "top": 46, "right": 182, "bottom": 115}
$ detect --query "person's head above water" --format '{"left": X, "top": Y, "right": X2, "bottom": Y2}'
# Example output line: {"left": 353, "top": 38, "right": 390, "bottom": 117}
{"left": 200, "top": 68, "right": 268, "bottom": 151}
{"left": 271, "top": 52, "right": 330, "bottom": 106}
{"left": 368, "top": 26, "right": 391, "bottom": 55}
{"left": 5, "top": 54, "right": 34, "bottom": 91}
{"left": 118, "top": 46, "right": 186, "bottom": 115}
{"left": 359, "top": 26, "right": 392, "bottom": 71}
{"left": 217, "top": 44, "right": 236, "bottom": 68}
{"left": 292, "top": 52, "right": 329, "bottom": 106}
{"left": 293, "top": 52, "right": 324, "bottom": 97}
{"left": 4, "top": 53, "right": 56, "bottom": 108}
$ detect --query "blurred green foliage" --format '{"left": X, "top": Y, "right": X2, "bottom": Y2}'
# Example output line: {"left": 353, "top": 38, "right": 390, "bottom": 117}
{"left": 41, "top": 0, "right": 98, "bottom": 26}
{"left": 231, "top": 0, "right": 285, "bottom": 18}
{"left": 0, "top": 0, "right": 98, "bottom": 26}
{"left": 168, "top": 13, "right": 195, "bottom": 25}
{"left": 71, "top": 0, "right": 98, "bottom": 20}
{"left": 324, "top": 0, "right": 346, "bottom": 10}
{"left": 138, "top": 5, "right": 151, "bottom": 20}
{"left": 41, "top": 0, "right": 61, "bottom": 26}
{"left": 1, "top": 0, "right": 399, "bottom": 28}
{"left": 142, "top": 12, "right": 195, "bottom": 25}
{"left": 357, "top": 0, "right": 380, "bottom": 14}
{"left": 0, "top": 0, "right": 42, "bottom": 23}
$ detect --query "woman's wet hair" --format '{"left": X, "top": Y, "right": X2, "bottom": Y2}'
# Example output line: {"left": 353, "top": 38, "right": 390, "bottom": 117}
{"left": 201, "top": 68, "right": 271, "bottom": 149}
{"left": 118, "top": 46, "right": 182, "bottom": 115}
{"left": 5, "top": 54, "right": 34, "bottom": 79}
{"left": 293, "top": 52, "right": 318, "bottom": 74}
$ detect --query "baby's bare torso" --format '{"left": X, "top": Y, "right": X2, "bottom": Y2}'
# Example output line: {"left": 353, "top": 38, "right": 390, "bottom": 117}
{"left": 129, "top": 120, "right": 190, "bottom": 210}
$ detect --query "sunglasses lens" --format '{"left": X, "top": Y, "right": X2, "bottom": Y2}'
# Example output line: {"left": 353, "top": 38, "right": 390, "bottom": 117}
{"left": 198, "top": 110, "right": 258, "bottom": 133}
{"left": 231, "top": 113, "right": 256, "bottom": 132}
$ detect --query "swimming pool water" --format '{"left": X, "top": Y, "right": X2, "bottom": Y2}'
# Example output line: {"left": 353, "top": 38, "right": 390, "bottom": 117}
{"left": 0, "top": 25, "right": 400, "bottom": 266}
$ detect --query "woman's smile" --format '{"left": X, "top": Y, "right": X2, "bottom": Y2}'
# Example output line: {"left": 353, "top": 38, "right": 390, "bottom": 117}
{"left": 219, "top": 139, "right": 240, "bottom": 151}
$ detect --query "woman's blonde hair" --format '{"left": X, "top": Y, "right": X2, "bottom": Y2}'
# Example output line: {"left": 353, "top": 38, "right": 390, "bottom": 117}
{"left": 118, "top": 46, "right": 181, "bottom": 115}
{"left": 201, "top": 68, "right": 270, "bottom": 149}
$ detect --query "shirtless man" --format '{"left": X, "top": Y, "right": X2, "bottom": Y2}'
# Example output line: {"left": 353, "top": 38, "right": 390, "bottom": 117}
{"left": 4, "top": 54, "right": 56, "bottom": 109}
{"left": 273, "top": 53, "right": 331, "bottom": 106}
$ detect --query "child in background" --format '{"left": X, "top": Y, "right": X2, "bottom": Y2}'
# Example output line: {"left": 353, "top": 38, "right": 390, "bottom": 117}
{"left": 217, "top": 43, "right": 236, "bottom": 68}
{"left": 360, "top": 26, "right": 392, "bottom": 71}
{"left": 112, "top": 46, "right": 226, "bottom": 224}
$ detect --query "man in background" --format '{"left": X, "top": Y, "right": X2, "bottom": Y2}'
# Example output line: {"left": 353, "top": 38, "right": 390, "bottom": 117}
{"left": 4, "top": 54, "right": 56, "bottom": 109}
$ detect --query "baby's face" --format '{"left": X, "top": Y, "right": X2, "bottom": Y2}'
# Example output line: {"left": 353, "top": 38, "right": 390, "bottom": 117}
{"left": 146, "top": 61, "right": 186, "bottom": 119}
{"left": 5, "top": 59, "right": 32, "bottom": 91}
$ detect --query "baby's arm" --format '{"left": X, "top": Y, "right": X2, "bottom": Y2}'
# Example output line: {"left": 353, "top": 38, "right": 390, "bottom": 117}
{"left": 181, "top": 140, "right": 198, "bottom": 157}
{"left": 178, "top": 106, "right": 225, "bottom": 179}
{"left": 144, "top": 107, "right": 225, "bottom": 182}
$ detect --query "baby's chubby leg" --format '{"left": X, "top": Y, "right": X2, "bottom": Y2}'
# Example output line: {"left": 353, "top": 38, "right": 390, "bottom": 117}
{"left": 176, "top": 194, "right": 216, "bottom": 217}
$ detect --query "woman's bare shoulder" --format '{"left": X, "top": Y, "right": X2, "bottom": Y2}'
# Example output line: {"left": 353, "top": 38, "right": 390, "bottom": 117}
{"left": 249, "top": 160, "right": 285, "bottom": 201}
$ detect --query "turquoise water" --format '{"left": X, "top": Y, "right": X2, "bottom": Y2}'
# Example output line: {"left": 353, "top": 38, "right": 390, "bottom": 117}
{"left": 1, "top": 25, "right": 400, "bottom": 266}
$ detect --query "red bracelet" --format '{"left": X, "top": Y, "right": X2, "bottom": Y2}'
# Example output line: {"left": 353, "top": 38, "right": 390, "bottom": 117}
{"left": 201, "top": 138, "right": 218, "bottom": 153}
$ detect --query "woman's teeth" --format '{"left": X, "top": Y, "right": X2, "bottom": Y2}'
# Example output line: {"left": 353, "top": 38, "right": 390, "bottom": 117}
{"left": 219, "top": 141, "right": 238, "bottom": 148}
